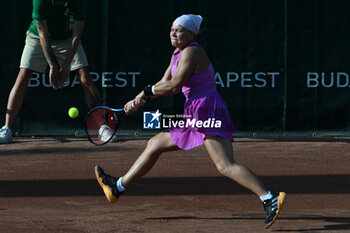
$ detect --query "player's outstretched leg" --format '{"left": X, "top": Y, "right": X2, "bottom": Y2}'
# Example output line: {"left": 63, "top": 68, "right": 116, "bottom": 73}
{"left": 94, "top": 165, "right": 123, "bottom": 203}
{"left": 95, "top": 132, "right": 179, "bottom": 203}
{"left": 204, "top": 135, "right": 286, "bottom": 229}
{"left": 263, "top": 192, "right": 286, "bottom": 229}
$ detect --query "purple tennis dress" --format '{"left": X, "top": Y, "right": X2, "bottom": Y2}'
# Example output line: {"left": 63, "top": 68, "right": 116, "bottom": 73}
{"left": 169, "top": 41, "right": 235, "bottom": 150}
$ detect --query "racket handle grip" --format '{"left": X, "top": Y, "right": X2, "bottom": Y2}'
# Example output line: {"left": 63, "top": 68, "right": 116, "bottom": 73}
{"left": 130, "top": 97, "right": 149, "bottom": 109}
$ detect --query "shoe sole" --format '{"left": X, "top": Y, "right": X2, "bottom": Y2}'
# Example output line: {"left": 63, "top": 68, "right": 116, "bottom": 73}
{"left": 94, "top": 166, "right": 119, "bottom": 203}
{"left": 264, "top": 192, "right": 286, "bottom": 229}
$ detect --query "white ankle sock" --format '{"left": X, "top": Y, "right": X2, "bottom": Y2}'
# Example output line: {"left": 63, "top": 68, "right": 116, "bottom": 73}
{"left": 116, "top": 177, "right": 125, "bottom": 192}
{"left": 260, "top": 191, "right": 273, "bottom": 202}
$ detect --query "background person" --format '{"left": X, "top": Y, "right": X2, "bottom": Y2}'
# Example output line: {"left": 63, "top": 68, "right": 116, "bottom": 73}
{"left": 0, "top": 0, "right": 101, "bottom": 143}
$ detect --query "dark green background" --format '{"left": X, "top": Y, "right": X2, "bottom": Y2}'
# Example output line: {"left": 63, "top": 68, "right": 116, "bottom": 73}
{"left": 1, "top": 0, "right": 350, "bottom": 137}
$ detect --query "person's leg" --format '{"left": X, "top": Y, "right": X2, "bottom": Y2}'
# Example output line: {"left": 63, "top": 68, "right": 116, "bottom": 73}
{"left": 204, "top": 135, "right": 286, "bottom": 229}
{"left": 5, "top": 68, "right": 34, "bottom": 129}
{"left": 95, "top": 132, "right": 180, "bottom": 203}
{"left": 77, "top": 67, "right": 101, "bottom": 109}
{"left": 204, "top": 135, "right": 267, "bottom": 196}
{"left": 4, "top": 31, "right": 46, "bottom": 131}
{"left": 122, "top": 132, "right": 180, "bottom": 188}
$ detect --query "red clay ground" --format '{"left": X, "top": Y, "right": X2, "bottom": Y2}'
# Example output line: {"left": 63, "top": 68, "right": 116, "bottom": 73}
{"left": 0, "top": 136, "right": 350, "bottom": 232}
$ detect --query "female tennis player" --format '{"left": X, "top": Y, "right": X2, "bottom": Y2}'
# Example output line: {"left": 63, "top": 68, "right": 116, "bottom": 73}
{"left": 95, "top": 14, "right": 285, "bottom": 229}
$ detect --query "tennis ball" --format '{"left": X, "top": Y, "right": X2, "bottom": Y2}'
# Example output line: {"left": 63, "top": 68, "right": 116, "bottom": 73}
{"left": 68, "top": 107, "right": 79, "bottom": 119}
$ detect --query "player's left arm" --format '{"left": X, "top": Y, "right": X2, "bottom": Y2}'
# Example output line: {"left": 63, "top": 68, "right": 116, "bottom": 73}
{"left": 59, "top": 21, "right": 85, "bottom": 87}
{"left": 124, "top": 54, "right": 174, "bottom": 114}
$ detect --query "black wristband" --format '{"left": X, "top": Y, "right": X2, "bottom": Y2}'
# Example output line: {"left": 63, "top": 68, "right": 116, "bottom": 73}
{"left": 143, "top": 84, "right": 154, "bottom": 96}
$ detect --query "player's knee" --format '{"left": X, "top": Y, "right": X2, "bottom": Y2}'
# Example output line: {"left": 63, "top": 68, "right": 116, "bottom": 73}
{"left": 215, "top": 163, "right": 229, "bottom": 176}
{"left": 215, "top": 162, "right": 236, "bottom": 177}
{"left": 146, "top": 134, "right": 170, "bottom": 154}
{"left": 146, "top": 136, "right": 162, "bottom": 153}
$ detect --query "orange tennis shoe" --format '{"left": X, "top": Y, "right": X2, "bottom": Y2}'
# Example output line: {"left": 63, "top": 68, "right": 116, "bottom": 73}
{"left": 95, "top": 165, "right": 123, "bottom": 203}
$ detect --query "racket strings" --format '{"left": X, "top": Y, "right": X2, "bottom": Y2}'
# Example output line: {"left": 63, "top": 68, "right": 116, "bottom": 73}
{"left": 86, "top": 109, "right": 118, "bottom": 145}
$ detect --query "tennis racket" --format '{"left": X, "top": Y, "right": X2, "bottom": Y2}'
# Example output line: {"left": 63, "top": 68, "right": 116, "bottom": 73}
{"left": 85, "top": 106, "right": 124, "bottom": 146}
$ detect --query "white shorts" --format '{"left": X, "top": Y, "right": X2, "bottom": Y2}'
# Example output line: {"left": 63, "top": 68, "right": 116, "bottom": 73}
{"left": 20, "top": 31, "right": 89, "bottom": 73}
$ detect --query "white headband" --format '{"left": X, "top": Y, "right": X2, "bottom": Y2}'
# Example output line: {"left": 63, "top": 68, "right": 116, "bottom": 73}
{"left": 173, "top": 14, "right": 203, "bottom": 35}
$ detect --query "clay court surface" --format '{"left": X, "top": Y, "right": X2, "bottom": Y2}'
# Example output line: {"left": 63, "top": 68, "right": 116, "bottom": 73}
{"left": 0, "top": 136, "right": 349, "bottom": 232}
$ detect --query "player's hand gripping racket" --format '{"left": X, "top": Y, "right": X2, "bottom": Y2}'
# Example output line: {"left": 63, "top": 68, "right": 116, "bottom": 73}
{"left": 85, "top": 106, "right": 124, "bottom": 146}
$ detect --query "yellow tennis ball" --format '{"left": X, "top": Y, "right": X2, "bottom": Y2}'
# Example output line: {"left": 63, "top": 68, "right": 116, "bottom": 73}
{"left": 68, "top": 107, "right": 79, "bottom": 119}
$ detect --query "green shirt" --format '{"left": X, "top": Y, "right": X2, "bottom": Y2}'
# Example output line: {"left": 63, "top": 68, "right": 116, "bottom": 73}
{"left": 29, "top": 0, "right": 87, "bottom": 41}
